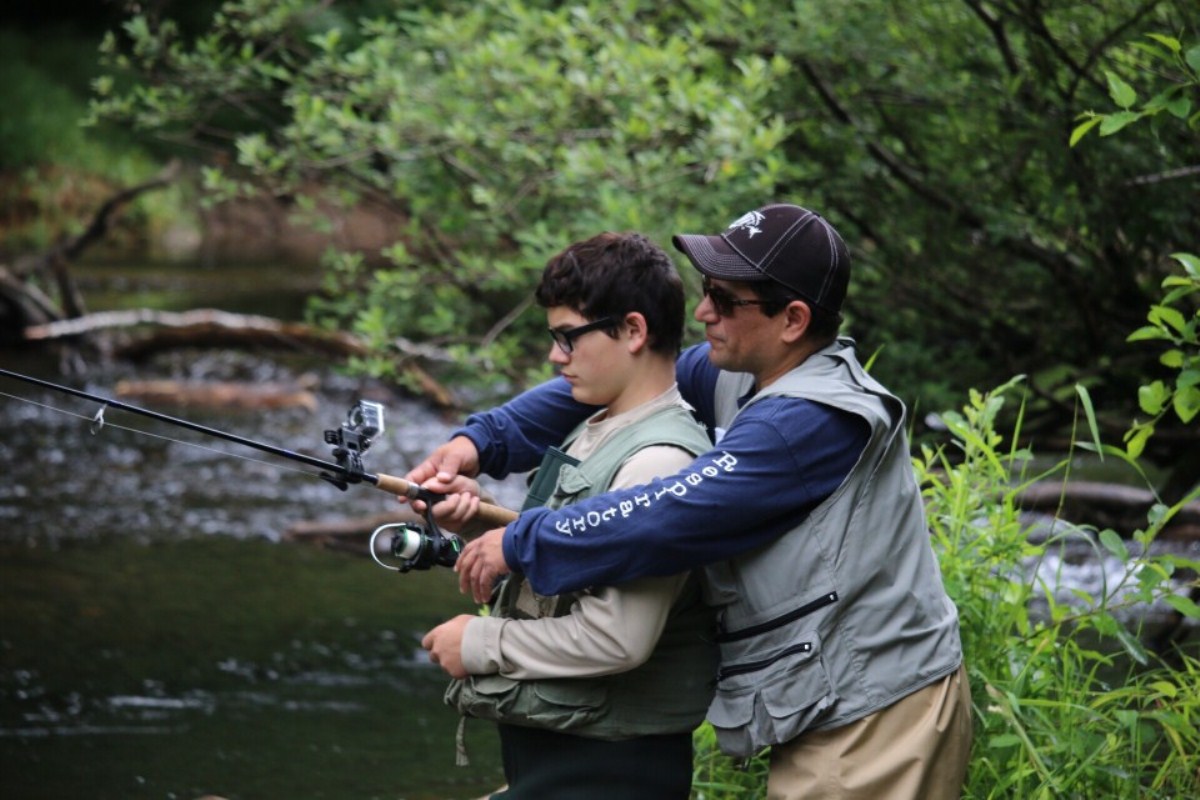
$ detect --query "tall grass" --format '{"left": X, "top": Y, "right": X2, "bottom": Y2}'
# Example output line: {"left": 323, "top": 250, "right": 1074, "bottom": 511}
{"left": 691, "top": 377, "right": 1200, "bottom": 798}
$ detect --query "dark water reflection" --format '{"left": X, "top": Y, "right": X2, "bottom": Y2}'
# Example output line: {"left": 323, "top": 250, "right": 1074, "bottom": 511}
{"left": 0, "top": 349, "right": 524, "bottom": 799}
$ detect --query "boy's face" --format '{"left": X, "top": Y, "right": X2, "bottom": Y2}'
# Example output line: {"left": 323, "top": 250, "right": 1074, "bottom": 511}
{"left": 546, "top": 306, "right": 627, "bottom": 408}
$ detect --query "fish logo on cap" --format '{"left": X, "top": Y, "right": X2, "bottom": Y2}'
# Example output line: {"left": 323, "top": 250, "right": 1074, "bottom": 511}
{"left": 726, "top": 210, "right": 765, "bottom": 239}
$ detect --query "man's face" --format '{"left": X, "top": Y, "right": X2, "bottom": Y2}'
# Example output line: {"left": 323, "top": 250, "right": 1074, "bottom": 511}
{"left": 693, "top": 277, "right": 780, "bottom": 376}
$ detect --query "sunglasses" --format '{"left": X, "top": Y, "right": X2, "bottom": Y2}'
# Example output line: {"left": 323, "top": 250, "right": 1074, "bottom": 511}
{"left": 702, "top": 276, "right": 770, "bottom": 316}
{"left": 548, "top": 317, "right": 616, "bottom": 354}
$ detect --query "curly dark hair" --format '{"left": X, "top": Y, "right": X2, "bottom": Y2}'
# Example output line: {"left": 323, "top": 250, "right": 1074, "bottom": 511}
{"left": 535, "top": 232, "right": 686, "bottom": 355}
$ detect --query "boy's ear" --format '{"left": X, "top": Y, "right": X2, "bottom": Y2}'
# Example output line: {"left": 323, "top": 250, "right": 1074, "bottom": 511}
{"left": 624, "top": 311, "right": 649, "bottom": 353}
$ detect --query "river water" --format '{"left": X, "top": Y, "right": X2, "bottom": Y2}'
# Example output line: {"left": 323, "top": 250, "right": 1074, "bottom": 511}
{"left": 0, "top": 259, "right": 526, "bottom": 799}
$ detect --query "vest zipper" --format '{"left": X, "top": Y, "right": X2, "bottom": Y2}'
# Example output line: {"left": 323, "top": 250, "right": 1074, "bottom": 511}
{"left": 715, "top": 591, "right": 838, "bottom": 643}
{"left": 717, "top": 642, "right": 813, "bottom": 681}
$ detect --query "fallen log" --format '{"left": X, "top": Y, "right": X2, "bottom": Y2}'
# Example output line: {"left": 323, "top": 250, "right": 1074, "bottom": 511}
{"left": 0, "top": 267, "right": 58, "bottom": 343}
{"left": 25, "top": 308, "right": 367, "bottom": 355}
{"left": 1017, "top": 480, "right": 1200, "bottom": 542}
{"left": 24, "top": 307, "right": 457, "bottom": 408}
{"left": 2, "top": 161, "right": 183, "bottom": 349}
{"left": 115, "top": 379, "right": 319, "bottom": 412}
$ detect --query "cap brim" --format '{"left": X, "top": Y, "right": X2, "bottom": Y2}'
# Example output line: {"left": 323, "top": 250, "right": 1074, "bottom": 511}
{"left": 672, "top": 233, "right": 769, "bottom": 282}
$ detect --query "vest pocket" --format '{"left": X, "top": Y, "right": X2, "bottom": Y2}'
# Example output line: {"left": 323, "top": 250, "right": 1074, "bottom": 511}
{"left": 446, "top": 674, "right": 609, "bottom": 731}
{"left": 707, "top": 630, "right": 836, "bottom": 757}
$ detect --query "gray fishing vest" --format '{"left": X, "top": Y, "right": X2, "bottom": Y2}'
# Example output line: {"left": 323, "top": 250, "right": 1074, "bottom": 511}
{"left": 447, "top": 402, "right": 718, "bottom": 740}
{"left": 704, "top": 337, "right": 962, "bottom": 757}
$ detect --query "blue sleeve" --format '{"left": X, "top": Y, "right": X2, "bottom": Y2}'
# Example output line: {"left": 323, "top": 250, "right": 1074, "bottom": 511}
{"left": 456, "top": 343, "right": 719, "bottom": 477}
{"left": 453, "top": 377, "right": 599, "bottom": 477}
{"left": 501, "top": 397, "right": 871, "bottom": 596}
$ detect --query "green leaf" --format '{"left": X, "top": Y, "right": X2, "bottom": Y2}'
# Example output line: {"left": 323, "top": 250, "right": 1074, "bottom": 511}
{"left": 1126, "top": 325, "right": 1169, "bottom": 342}
{"left": 1165, "top": 593, "right": 1200, "bottom": 619}
{"left": 1105, "top": 71, "right": 1137, "bottom": 109}
{"left": 1145, "top": 34, "right": 1181, "bottom": 54}
{"left": 988, "top": 734, "right": 1023, "bottom": 749}
{"left": 1075, "top": 384, "right": 1103, "bottom": 458}
{"left": 1160, "top": 349, "right": 1184, "bottom": 368}
{"left": 1124, "top": 422, "right": 1154, "bottom": 459}
{"left": 1112, "top": 624, "right": 1149, "bottom": 665}
{"left": 1137, "top": 380, "right": 1168, "bottom": 415}
{"left": 1187, "top": 45, "right": 1200, "bottom": 75}
{"left": 1175, "top": 385, "right": 1200, "bottom": 423}
{"left": 1099, "top": 110, "right": 1140, "bottom": 135}
{"left": 1149, "top": 304, "right": 1187, "bottom": 334}
{"left": 1167, "top": 97, "right": 1193, "bottom": 119}
{"left": 1099, "top": 529, "right": 1129, "bottom": 561}
{"left": 1069, "top": 116, "right": 1102, "bottom": 147}
{"left": 1169, "top": 252, "right": 1200, "bottom": 278}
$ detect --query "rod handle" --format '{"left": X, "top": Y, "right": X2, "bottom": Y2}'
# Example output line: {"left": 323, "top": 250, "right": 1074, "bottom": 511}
{"left": 372, "top": 472, "right": 519, "bottom": 527}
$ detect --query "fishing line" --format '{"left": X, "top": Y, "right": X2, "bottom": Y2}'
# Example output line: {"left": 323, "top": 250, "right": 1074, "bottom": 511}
{"left": 0, "top": 367, "right": 519, "bottom": 528}
{"left": 0, "top": 388, "right": 320, "bottom": 479}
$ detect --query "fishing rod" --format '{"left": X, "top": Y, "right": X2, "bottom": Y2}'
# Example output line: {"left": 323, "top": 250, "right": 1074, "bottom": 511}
{"left": 0, "top": 367, "right": 517, "bottom": 570}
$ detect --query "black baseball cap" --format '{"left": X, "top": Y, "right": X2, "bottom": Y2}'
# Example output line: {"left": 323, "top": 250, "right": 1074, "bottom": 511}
{"left": 672, "top": 203, "right": 851, "bottom": 314}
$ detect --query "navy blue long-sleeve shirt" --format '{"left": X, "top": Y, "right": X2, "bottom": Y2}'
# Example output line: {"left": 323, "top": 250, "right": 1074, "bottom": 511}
{"left": 455, "top": 343, "right": 869, "bottom": 596}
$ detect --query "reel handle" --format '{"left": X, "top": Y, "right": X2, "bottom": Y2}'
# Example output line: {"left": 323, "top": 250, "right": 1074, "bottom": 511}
{"left": 371, "top": 472, "right": 519, "bottom": 528}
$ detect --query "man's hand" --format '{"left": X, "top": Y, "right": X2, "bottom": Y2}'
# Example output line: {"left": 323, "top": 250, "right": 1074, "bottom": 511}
{"left": 405, "top": 435, "right": 481, "bottom": 484}
{"left": 456, "top": 527, "right": 512, "bottom": 603}
{"left": 421, "top": 614, "right": 474, "bottom": 679}
{"left": 401, "top": 435, "right": 486, "bottom": 530}
{"left": 402, "top": 435, "right": 481, "bottom": 512}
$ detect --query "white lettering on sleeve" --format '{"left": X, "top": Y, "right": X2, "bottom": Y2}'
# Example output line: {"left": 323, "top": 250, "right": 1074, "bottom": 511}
{"left": 547, "top": 452, "right": 739, "bottom": 536}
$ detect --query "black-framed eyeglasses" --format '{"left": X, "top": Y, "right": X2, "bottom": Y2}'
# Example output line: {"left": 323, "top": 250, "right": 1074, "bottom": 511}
{"left": 548, "top": 317, "right": 616, "bottom": 354}
{"left": 702, "top": 276, "right": 770, "bottom": 316}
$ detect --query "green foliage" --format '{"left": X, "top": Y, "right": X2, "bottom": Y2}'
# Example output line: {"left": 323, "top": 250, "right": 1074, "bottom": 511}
{"left": 688, "top": 377, "right": 1200, "bottom": 799}
{"left": 90, "top": 0, "right": 790, "bottom": 383}
{"left": 88, "top": 0, "right": 1200, "bottom": 424}
{"left": 918, "top": 380, "right": 1200, "bottom": 799}
{"left": 691, "top": 721, "right": 768, "bottom": 798}
{"left": 1071, "top": 33, "right": 1200, "bottom": 143}
{"left": 1125, "top": 253, "right": 1200, "bottom": 457}
{"left": 1070, "top": 30, "right": 1200, "bottom": 464}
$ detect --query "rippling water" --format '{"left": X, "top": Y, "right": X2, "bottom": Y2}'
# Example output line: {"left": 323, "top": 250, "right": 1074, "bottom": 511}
{"left": 0, "top": 351, "right": 528, "bottom": 547}
{"left": 0, "top": 349, "right": 523, "bottom": 799}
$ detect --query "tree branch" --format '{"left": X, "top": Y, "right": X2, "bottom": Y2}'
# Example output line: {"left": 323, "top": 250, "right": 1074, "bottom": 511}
{"left": 962, "top": 0, "right": 1021, "bottom": 76}
{"left": 14, "top": 160, "right": 182, "bottom": 282}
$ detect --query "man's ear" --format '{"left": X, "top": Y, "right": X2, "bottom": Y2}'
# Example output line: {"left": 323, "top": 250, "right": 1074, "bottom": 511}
{"left": 624, "top": 311, "right": 650, "bottom": 353}
{"left": 780, "top": 300, "right": 812, "bottom": 344}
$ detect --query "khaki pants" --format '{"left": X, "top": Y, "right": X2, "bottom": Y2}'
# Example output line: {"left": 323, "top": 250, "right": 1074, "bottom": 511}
{"left": 767, "top": 664, "right": 972, "bottom": 800}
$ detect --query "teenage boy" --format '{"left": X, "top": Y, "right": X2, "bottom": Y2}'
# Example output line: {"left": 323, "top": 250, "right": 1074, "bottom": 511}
{"left": 421, "top": 232, "right": 717, "bottom": 799}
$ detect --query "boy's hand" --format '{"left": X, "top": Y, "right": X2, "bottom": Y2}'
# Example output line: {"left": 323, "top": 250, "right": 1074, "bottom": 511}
{"left": 421, "top": 614, "right": 473, "bottom": 679}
